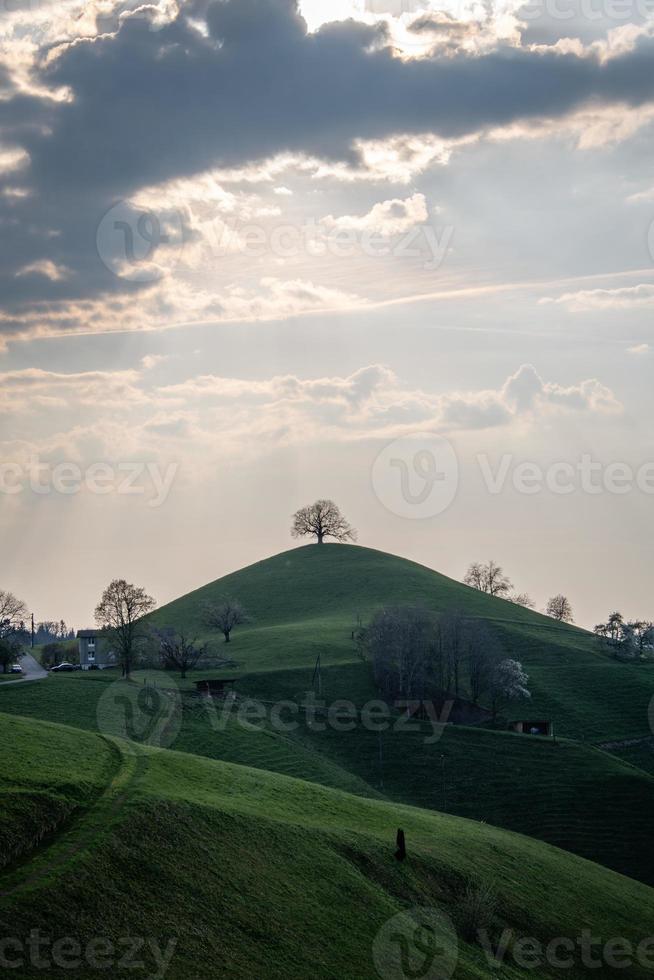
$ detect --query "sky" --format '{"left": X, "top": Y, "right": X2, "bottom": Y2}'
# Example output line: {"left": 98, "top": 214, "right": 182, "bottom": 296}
{"left": 1, "top": 0, "right": 653, "bottom": 629}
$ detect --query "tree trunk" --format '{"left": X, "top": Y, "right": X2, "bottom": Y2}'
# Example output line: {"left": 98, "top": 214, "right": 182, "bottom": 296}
{"left": 224, "top": 631, "right": 231, "bottom": 643}
{"left": 317, "top": 531, "right": 324, "bottom": 544}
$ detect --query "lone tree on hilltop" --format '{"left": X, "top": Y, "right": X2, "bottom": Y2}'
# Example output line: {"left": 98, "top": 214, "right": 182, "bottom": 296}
{"left": 95, "top": 579, "right": 156, "bottom": 678}
{"left": 291, "top": 499, "right": 357, "bottom": 545}
{"left": 204, "top": 597, "right": 250, "bottom": 644}
{"left": 464, "top": 561, "right": 513, "bottom": 598}
{"left": 546, "top": 595, "right": 574, "bottom": 624}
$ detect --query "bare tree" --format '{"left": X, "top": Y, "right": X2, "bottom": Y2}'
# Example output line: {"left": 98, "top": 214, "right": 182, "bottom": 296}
{"left": 0, "top": 590, "right": 29, "bottom": 642}
{"left": 546, "top": 595, "right": 574, "bottom": 623}
{"left": 466, "top": 622, "right": 504, "bottom": 704}
{"left": 95, "top": 579, "right": 156, "bottom": 678}
{"left": 463, "top": 561, "right": 513, "bottom": 598}
{"left": 628, "top": 620, "right": 654, "bottom": 658}
{"left": 361, "top": 605, "right": 437, "bottom": 700}
{"left": 155, "top": 628, "right": 207, "bottom": 679}
{"left": 204, "top": 597, "right": 249, "bottom": 643}
{"left": 438, "top": 611, "right": 469, "bottom": 697}
{"left": 594, "top": 612, "right": 627, "bottom": 657}
{"left": 291, "top": 499, "right": 357, "bottom": 545}
{"left": 508, "top": 593, "right": 535, "bottom": 610}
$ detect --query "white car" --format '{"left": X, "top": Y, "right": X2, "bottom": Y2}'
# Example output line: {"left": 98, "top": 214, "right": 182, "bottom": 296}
{"left": 10, "top": 664, "right": 23, "bottom": 674}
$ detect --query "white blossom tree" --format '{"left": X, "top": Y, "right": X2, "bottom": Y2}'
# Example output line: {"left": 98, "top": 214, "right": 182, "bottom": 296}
{"left": 488, "top": 659, "right": 530, "bottom": 721}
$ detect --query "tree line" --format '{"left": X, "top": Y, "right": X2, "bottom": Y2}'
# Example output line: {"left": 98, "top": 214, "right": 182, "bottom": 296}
{"left": 94, "top": 579, "right": 250, "bottom": 678}
{"left": 463, "top": 559, "right": 574, "bottom": 623}
{"left": 358, "top": 605, "right": 531, "bottom": 722}
{"left": 594, "top": 612, "right": 654, "bottom": 660}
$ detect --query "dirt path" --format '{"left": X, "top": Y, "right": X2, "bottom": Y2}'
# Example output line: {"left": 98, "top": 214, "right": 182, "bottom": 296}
{"left": 0, "top": 736, "right": 146, "bottom": 901}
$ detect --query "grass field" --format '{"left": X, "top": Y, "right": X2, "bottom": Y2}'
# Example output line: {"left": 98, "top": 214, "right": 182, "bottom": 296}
{"left": 3, "top": 669, "right": 654, "bottom": 887}
{"left": 2, "top": 711, "right": 654, "bottom": 980}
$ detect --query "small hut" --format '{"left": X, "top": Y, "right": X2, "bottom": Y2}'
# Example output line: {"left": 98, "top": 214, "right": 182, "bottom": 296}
{"left": 194, "top": 678, "right": 240, "bottom": 699}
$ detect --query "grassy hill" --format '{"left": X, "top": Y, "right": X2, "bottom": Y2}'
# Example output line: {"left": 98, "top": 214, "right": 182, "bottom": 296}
{"left": 147, "top": 543, "right": 653, "bottom": 741}
{"left": 2, "top": 711, "right": 654, "bottom": 979}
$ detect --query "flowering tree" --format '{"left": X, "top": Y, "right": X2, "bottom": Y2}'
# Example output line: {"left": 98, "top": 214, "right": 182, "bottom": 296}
{"left": 488, "top": 659, "right": 530, "bottom": 721}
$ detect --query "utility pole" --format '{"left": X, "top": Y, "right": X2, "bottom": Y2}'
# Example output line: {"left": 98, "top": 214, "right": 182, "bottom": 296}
{"left": 31, "top": 613, "right": 35, "bottom": 649}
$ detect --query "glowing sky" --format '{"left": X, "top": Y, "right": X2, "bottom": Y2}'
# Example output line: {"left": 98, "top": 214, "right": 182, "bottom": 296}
{"left": 1, "top": 0, "right": 653, "bottom": 628}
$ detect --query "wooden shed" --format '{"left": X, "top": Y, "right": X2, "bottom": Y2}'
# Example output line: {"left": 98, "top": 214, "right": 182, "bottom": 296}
{"left": 194, "top": 678, "right": 240, "bottom": 699}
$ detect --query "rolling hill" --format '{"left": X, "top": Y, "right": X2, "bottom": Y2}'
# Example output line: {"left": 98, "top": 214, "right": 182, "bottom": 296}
{"left": 2, "top": 711, "right": 654, "bottom": 980}
{"left": 148, "top": 543, "right": 654, "bottom": 742}
{"left": 3, "top": 543, "right": 654, "bottom": 895}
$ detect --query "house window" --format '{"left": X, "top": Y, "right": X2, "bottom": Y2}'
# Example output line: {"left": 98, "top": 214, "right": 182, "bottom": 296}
{"left": 88, "top": 652, "right": 95, "bottom": 663}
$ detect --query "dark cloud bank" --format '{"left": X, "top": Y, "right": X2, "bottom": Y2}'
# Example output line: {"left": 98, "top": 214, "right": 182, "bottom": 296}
{"left": 1, "top": 0, "right": 653, "bottom": 334}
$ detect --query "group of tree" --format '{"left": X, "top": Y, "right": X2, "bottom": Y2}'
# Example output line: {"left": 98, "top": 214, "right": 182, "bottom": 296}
{"left": 34, "top": 620, "right": 75, "bottom": 644}
{"left": 464, "top": 561, "right": 574, "bottom": 623}
{"left": 594, "top": 612, "right": 654, "bottom": 660}
{"left": 0, "top": 589, "right": 29, "bottom": 673}
{"left": 94, "top": 580, "right": 251, "bottom": 678}
{"left": 359, "top": 605, "right": 530, "bottom": 721}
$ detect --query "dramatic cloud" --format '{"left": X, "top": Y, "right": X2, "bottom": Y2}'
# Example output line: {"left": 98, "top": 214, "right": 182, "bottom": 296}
{"left": 2, "top": 0, "right": 654, "bottom": 344}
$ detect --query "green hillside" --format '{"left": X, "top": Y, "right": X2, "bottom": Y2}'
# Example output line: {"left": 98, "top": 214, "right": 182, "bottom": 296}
{"left": 2, "top": 712, "right": 654, "bottom": 980}
{"left": 3, "top": 670, "right": 654, "bottom": 888}
{"left": 148, "top": 544, "right": 654, "bottom": 741}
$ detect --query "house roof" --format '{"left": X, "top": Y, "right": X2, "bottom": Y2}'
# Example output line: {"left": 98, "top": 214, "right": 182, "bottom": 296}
{"left": 76, "top": 629, "right": 109, "bottom": 638}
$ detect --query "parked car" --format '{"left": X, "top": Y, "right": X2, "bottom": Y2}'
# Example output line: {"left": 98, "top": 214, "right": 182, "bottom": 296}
{"left": 51, "top": 662, "right": 76, "bottom": 673}
{"left": 10, "top": 664, "right": 23, "bottom": 674}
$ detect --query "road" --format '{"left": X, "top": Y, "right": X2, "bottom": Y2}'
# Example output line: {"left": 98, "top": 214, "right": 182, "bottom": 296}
{"left": 0, "top": 651, "right": 48, "bottom": 687}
